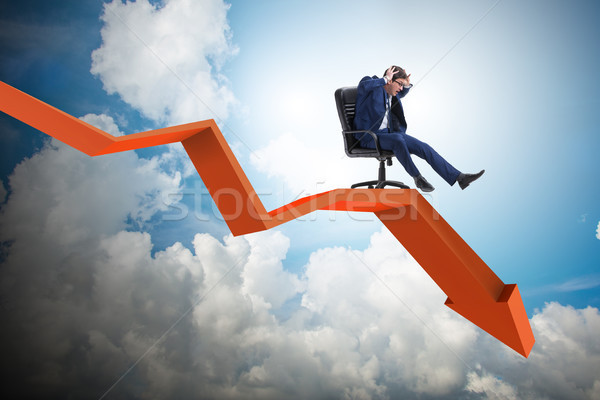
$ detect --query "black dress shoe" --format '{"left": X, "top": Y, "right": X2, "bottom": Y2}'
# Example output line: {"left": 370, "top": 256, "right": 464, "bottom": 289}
{"left": 457, "top": 170, "right": 485, "bottom": 190}
{"left": 414, "top": 175, "right": 435, "bottom": 192}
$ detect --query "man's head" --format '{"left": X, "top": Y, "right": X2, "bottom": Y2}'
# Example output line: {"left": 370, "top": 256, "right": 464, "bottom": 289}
{"left": 384, "top": 66, "right": 408, "bottom": 81}
{"left": 383, "top": 65, "right": 409, "bottom": 96}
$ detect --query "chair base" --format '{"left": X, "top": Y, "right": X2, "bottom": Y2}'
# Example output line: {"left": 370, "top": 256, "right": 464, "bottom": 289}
{"left": 351, "top": 179, "right": 410, "bottom": 189}
{"left": 350, "top": 158, "right": 410, "bottom": 189}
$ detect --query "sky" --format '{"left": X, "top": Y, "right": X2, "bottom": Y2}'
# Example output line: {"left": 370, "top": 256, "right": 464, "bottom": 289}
{"left": 0, "top": 0, "right": 599, "bottom": 398}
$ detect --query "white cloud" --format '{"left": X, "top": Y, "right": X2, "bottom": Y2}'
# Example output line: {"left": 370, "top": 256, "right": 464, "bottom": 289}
{"left": 523, "top": 303, "right": 600, "bottom": 399}
{"left": 242, "top": 230, "right": 304, "bottom": 309}
{"left": 250, "top": 131, "right": 382, "bottom": 195}
{"left": 596, "top": 221, "right": 599, "bottom": 240}
{"left": 0, "top": 130, "right": 181, "bottom": 246}
{"left": 466, "top": 371, "right": 518, "bottom": 400}
{"left": 80, "top": 112, "right": 124, "bottom": 136}
{"left": 556, "top": 275, "right": 600, "bottom": 292}
{"left": 91, "top": 0, "right": 238, "bottom": 125}
{"left": 82, "top": 111, "right": 197, "bottom": 179}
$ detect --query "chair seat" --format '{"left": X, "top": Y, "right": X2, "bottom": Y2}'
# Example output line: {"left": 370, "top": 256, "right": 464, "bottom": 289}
{"left": 346, "top": 147, "right": 395, "bottom": 158}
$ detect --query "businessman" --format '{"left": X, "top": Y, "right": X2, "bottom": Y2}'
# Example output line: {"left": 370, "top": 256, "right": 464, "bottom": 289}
{"left": 353, "top": 65, "right": 484, "bottom": 192}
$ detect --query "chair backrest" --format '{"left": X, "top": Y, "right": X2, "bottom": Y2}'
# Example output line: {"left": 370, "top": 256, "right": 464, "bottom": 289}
{"left": 335, "top": 86, "right": 392, "bottom": 161}
{"left": 334, "top": 87, "right": 357, "bottom": 132}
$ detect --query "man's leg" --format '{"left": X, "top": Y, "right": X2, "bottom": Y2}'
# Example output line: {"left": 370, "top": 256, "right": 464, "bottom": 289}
{"left": 403, "top": 133, "right": 461, "bottom": 185}
{"left": 374, "top": 133, "right": 421, "bottom": 178}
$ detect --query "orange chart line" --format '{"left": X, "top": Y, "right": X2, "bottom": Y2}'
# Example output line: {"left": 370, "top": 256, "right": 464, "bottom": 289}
{"left": 0, "top": 81, "right": 535, "bottom": 357}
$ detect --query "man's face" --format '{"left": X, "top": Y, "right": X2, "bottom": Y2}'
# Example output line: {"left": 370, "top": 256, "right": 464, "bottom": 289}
{"left": 385, "top": 79, "right": 405, "bottom": 96}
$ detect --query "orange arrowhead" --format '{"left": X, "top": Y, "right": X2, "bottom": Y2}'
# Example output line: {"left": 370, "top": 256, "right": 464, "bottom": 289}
{"left": 446, "top": 284, "right": 534, "bottom": 357}
{"left": 0, "top": 80, "right": 535, "bottom": 357}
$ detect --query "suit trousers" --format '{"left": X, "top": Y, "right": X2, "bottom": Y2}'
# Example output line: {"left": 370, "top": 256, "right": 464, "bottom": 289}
{"left": 361, "top": 129, "right": 461, "bottom": 186}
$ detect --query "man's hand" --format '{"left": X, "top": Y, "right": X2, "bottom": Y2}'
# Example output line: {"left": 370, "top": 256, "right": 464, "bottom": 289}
{"left": 385, "top": 66, "right": 399, "bottom": 82}
{"left": 398, "top": 73, "right": 411, "bottom": 87}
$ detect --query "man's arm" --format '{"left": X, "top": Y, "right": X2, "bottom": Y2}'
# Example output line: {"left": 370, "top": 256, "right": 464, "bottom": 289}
{"left": 397, "top": 83, "right": 412, "bottom": 99}
{"left": 357, "top": 75, "right": 386, "bottom": 93}
{"left": 357, "top": 66, "right": 399, "bottom": 93}
{"left": 397, "top": 73, "right": 412, "bottom": 98}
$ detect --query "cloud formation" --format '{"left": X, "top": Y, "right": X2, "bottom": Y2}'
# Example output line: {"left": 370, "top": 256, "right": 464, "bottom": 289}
{"left": 465, "top": 371, "right": 518, "bottom": 400}
{"left": 1, "top": 130, "right": 600, "bottom": 398}
{"left": 250, "top": 131, "right": 376, "bottom": 195}
{"left": 90, "top": 0, "right": 238, "bottom": 125}
{"left": 80, "top": 112, "right": 124, "bottom": 137}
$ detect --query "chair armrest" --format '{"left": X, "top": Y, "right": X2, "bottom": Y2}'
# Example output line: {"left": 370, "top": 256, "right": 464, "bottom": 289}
{"left": 343, "top": 130, "right": 384, "bottom": 155}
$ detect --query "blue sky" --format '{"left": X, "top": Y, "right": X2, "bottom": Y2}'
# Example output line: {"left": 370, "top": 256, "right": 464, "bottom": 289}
{"left": 229, "top": 0, "right": 600, "bottom": 314}
{"left": 226, "top": 0, "right": 600, "bottom": 313}
{"left": 1, "top": 0, "right": 600, "bottom": 398}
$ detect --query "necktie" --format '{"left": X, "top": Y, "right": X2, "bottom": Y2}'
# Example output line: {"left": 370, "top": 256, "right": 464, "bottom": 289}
{"left": 385, "top": 94, "right": 391, "bottom": 129}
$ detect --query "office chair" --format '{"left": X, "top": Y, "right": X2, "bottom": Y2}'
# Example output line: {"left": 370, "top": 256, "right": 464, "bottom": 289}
{"left": 335, "top": 87, "right": 409, "bottom": 189}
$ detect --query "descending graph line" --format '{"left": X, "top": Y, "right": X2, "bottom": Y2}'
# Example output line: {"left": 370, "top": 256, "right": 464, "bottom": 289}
{"left": 0, "top": 81, "right": 535, "bottom": 357}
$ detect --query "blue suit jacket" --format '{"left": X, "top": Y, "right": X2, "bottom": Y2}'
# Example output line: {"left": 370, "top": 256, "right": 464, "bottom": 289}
{"left": 352, "top": 75, "right": 411, "bottom": 144}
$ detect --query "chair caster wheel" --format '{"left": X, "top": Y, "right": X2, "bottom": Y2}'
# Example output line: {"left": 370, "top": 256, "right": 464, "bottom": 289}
{"left": 368, "top": 185, "right": 374, "bottom": 189}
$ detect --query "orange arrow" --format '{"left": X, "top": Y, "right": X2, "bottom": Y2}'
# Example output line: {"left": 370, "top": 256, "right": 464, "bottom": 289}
{"left": 376, "top": 200, "right": 534, "bottom": 357}
{"left": 0, "top": 81, "right": 534, "bottom": 357}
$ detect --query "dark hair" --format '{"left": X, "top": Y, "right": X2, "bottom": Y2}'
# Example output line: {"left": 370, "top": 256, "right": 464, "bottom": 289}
{"left": 383, "top": 65, "right": 407, "bottom": 81}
